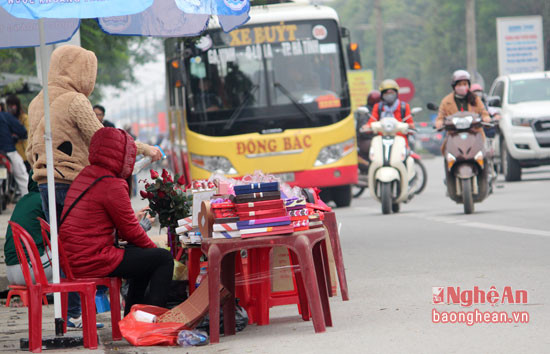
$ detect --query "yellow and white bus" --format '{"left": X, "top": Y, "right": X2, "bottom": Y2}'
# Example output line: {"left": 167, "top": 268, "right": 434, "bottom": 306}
{"left": 165, "top": 1, "right": 359, "bottom": 206}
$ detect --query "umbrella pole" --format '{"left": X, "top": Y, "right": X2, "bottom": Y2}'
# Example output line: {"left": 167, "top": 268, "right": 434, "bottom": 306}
{"left": 38, "top": 18, "right": 63, "bottom": 336}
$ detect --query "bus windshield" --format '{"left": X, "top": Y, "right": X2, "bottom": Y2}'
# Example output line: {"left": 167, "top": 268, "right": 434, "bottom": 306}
{"left": 183, "top": 19, "right": 350, "bottom": 136}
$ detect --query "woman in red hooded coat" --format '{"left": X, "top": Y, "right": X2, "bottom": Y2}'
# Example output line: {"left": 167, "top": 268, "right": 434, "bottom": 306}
{"left": 60, "top": 127, "right": 173, "bottom": 315}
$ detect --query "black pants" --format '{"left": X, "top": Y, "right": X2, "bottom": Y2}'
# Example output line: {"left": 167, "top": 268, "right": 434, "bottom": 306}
{"left": 109, "top": 247, "right": 174, "bottom": 315}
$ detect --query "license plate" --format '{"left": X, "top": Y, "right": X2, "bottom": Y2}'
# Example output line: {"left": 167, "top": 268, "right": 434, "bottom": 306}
{"left": 273, "top": 172, "right": 295, "bottom": 182}
{"left": 0, "top": 167, "right": 7, "bottom": 180}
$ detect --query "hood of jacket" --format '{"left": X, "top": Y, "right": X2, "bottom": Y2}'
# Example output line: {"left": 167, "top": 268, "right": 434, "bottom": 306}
{"left": 48, "top": 45, "right": 97, "bottom": 97}
{"left": 88, "top": 128, "right": 136, "bottom": 179}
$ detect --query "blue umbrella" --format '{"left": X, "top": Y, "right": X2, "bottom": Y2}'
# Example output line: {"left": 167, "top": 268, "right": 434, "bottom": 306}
{"left": 0, "top": 0, "right": 249, "bottom": 341}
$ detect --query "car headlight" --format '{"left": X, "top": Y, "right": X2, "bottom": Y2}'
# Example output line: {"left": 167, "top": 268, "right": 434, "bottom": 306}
{"left": 190, "top": 153, "right": 237, "bottom": 174}
{"left": 511, "top": 118, "right": 533, "bottom": 127}
{"left": 314, "top": 138, "right": 355, "bottom": 167}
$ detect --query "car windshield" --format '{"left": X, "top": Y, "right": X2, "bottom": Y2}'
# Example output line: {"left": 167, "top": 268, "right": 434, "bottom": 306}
{"left": 182, "top": 19, "right": 350, "bottom": 136}
{"left": 508, "top": 78, "right": 550, "bottom": 104}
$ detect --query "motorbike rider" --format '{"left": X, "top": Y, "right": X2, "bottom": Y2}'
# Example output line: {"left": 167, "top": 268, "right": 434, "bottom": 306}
{"left": 366, "top": 79, "right": 415, "bottom": 146}
{"left": 435, "top": 70, "right": 494, "bottom": 188}
{"left": 435, "top": 70, "right": 490, "bottom": 131}
{"left": 356, "top": 90, "right": 381, "bottom": 162}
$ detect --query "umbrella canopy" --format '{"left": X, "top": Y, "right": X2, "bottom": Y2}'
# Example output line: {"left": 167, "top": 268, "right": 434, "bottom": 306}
{"left": 0, "top": 0, "right": 250, "bottom": 330}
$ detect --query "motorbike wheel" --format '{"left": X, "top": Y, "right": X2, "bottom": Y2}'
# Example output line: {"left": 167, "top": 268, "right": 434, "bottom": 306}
{"left": 392, "top": 202, "right": 400, "bottom": 213}
{"left": 413, "top": 159, "right": 428, "bottom": 194}
{"left": 352, "top": 186, "right": 366, "bottom": 198}
{"left": 462, "top": 178, "right": 474, "bottom": 214}
{"left": 380, "top": 182, "right": 392, "bottom": 215}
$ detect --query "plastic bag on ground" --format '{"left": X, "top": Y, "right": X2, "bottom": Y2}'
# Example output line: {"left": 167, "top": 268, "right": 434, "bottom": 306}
{"left": 119, "top": 304, "right": 189, "bottom": 346}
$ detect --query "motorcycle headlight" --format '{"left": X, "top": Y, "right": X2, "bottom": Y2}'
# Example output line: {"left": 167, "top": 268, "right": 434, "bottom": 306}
{"left": 511, "top": 118, "right": 533, "bottom": 127}
{"left": 190, "top": 153, "right": 237, "bottom": 174}
{"left": 446, "top": 153, "right": 456, "bottom": 170}
{"left": 474, "top": 151, "right": 484, "bottom": 168}
{"left": 314, "top": 138, "right": 355, "bottom": 167}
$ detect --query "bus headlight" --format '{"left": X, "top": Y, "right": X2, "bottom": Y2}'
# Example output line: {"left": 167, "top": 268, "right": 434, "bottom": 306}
{"left": 314, "top": 138, "right": 355, "bottom": 167}
{"left": 190, "top": 153, "right": 237, "bottom": 174}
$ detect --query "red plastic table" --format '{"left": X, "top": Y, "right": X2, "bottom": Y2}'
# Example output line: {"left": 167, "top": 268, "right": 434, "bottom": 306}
{"left": 201, "top": 228, "right": 331, "bottom": 343}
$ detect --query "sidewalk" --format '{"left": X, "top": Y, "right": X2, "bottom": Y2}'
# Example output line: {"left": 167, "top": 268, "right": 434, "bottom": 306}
{"left": 0, "top": 196, "right": 174, "bottom": 353}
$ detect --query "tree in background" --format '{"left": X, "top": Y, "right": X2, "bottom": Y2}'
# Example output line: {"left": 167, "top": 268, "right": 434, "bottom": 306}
{"left": 0, "top": 19, "right": 158, "bottom": 102}
{"left": 331, "top": 0, "right": 550, "bottom": 120}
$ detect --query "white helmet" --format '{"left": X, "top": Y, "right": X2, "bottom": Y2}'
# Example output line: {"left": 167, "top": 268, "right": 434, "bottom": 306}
{"left": 451, "top": 70, "right": 471, "bottom": 87}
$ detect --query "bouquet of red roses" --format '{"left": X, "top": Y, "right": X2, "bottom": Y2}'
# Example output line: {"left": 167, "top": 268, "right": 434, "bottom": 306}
{"left": 140, "top": 169, "right": 192, "bottom": 231}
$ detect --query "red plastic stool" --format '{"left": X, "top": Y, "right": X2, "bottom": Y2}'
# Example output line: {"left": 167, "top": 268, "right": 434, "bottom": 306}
{"left": 202, "top": 228, "right": 332, "bottom": 344}
{"left": 5, "top": 285, "right": 48, "bottom": 307}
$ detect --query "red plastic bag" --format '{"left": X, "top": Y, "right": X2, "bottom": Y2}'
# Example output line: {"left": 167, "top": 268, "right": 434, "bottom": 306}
{"left": 119, "top": 304, "right": 189, "bottom": 346}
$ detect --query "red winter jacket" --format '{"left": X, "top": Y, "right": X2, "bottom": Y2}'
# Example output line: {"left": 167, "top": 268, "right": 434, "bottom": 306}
{"left": 60, "top": 128, "right": 156, "bottom": 278}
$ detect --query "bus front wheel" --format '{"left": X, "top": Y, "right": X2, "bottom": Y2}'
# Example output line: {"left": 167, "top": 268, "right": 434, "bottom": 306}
{"left": 331, "top": 185, "right": 352, "bottom": 208}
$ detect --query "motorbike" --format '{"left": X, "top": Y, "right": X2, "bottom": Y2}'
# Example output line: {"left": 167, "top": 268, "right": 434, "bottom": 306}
{"left": 438, "top": 111, "right": 493, "bottom": 214}
{"left": 0, "top": 151, "right": 16, "bottom": 214}
{"left": 353, "top": 106, "right": 427, "bottom": 199}
{"left": 366, "top": 115, "right": 418, "bottom": 214}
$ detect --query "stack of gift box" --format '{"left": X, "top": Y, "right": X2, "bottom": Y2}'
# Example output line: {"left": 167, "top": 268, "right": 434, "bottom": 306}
{"left": 176, "top": 217, "right": 203, "bottom": 245}
{"left": 177, "top": 179, "right": 331, "bottom": 241}
{"left": 211, "top": 196, "right": 240, "bottom": 239}
{"left": 233, "top": 182, "right": 294, "bottom": 238}
{"left": 284, "top": 197, "right": 309, "bottom": 231}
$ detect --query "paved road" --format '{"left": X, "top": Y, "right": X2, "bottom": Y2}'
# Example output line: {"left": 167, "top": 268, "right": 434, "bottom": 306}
{"left": 1, "top": 156, "right": 549, "bottom": 353}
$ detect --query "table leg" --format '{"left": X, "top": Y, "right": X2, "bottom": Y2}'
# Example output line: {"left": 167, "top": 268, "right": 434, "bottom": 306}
{"left": 293, "top": 236, "right": 326, "bottom": 333}
{"left": 221, "top": 252, "right": 236, "bottom": 336}
{"left": 207, "top": 246, "right": 222, "bottom": 343}
{"left": 313, "top": 241, "right": 332, "bottom": 327}
{"left": 323, "top": 212, "right": 350, "bottom": 301}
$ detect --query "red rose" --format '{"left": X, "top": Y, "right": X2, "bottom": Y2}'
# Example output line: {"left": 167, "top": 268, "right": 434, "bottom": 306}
{"left": 139, "top": 190, "right": 149, "bottom": 199}
{"left": 167, "top": 175, "right": 173, "bottom": 183}
{"left": 177, "top": 174, "right": 186, "bottom": 186}
{"left": 158, "top": 191, "right": 166, "bottom": 198}
{"left": 150, "top": 169, "right": 159, "bottom": 179}
{"left": 148, "top": 192, "right": 154, "bottom": 198}
{"left": 162, "top": 169, "right": 169, "bottom": 179}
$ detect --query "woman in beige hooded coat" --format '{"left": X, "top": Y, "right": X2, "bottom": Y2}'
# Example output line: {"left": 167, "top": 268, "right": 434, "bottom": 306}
{"left": 27, "top": 45, "right": 161, "bottom": 221}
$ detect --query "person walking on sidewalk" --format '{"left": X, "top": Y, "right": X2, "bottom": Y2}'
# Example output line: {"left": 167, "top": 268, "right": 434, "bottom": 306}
{"left": 6, "top": 95, "right": 30, "bottom": 171}
{"left": 0, "top": 111, "right": 29, "bottom": 197}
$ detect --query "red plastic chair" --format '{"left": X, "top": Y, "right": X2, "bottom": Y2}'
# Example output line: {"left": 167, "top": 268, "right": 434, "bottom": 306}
{"left": 5, "top": 285, "right": 48, "bottom": 307}
{"left": 9, "top": 221, "right": 98, "bottom": 352}
{"left": 38, "top": 218, "right": 123, "bottom": 341}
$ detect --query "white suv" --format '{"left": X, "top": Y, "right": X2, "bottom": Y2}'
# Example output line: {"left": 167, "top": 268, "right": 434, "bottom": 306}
{"left": 488, "top": 71, "right": 550, "bottom": 181}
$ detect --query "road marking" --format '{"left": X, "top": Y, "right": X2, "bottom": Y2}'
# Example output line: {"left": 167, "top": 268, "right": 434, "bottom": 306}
{"left": 349, "top": 206, "right": 550, "bottom": 237}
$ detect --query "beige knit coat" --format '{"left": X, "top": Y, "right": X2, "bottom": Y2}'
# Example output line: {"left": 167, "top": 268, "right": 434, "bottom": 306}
{"left": 27, "top": 45, "right": 148, "bottom": 185}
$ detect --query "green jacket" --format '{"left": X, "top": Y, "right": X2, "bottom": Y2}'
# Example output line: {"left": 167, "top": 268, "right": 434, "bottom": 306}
{"left": 4, "top": 171, "right": 46, "bottom": 266}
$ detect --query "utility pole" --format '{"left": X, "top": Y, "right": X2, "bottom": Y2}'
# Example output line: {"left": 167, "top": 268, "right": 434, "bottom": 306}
{"left": 374, "top": 0, "right": 384, "bottom": 87}
{"left": 466, "top": 0, "right": 477, "bottom": 80}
